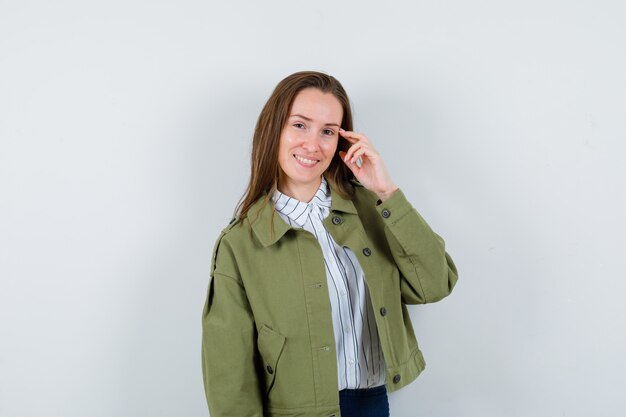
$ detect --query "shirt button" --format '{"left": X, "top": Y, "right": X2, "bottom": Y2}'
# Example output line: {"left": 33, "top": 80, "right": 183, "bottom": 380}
{"left": 393, "top": 374, "right": 401, "bottom": 384}
{"left": 382, "top": 208, "right": 391, "bottom": 218}
{"left": 380, "top": 307, "right": 387, "bottom": 316}
{"left": 362, "top": 247, "right": 371, "bottom": 256}
{"left": 349, "top": 359, "right": 355, "bottom": 365}
{"left": 332, "top": 216, "right": 342, "bottom": 225}
{"left": 266, "top": 365, "right": 274, "bottom": 374}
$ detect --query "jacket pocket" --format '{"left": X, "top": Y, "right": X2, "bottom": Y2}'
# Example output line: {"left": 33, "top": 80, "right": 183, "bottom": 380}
{"left": 257, "top": 324, "right": 286, "bottom": 397}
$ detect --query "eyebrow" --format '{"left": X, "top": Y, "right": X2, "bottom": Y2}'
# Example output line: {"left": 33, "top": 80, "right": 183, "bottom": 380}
{"left": 289, "top": 114, "right": 341, "bottom": 128}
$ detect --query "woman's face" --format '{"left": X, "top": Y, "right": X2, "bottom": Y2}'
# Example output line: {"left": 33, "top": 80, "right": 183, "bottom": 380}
{"left": 277, "top": 87, "right": 343, "bottom": 195}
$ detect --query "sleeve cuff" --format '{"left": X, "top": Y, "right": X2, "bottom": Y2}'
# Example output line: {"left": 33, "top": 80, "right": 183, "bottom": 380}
{"left": 374, "top": 188, "right": 414, "bottom": 224}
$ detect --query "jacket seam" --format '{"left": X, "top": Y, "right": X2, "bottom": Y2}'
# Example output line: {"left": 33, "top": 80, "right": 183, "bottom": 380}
{"left": 295, "top": 233, "right": 318, "bottom": 406}
{"left": 386, "top": 208, "right": 429, "bottom": 302}
{"left": 385, "top": 204, "right": 413, "bottom": 227}
{"left": 212, "top": 271, "right": 244, "bottom": 288}
{"left": 387, "top": 204, "right": 411, "bottom": 227}
{"left": 386, "top": 346, "right": 423, "bottom": 371}
{"left": 266, "top": 404, "right": 338, "bottom": 412}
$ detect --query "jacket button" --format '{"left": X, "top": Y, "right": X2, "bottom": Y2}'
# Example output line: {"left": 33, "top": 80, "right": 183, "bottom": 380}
{"left": 332, "top": 216, "right": 342, "bottom": 225}
{"left": 380, "top": 306, "right": 387, "bottom": 316}
{"left": 266, "top": 365, "right": 274, "bottom": 374}
{"left": 393, "top": 374, "right": 401, "bottom": 384}
{"left": 362, "top": 247, "right": 371, "bottom": 256}
{"left": 381, "top": 208, "right": 391, "bottom": 218}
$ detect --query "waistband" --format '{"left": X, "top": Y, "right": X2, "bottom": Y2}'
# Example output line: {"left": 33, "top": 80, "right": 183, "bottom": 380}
{"left": 339, "top": 384, "right": 387, "bottom": 398}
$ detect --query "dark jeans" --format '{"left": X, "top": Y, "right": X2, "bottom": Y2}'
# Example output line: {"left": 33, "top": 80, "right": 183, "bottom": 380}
{"left": 339, "top": 384, "right": 390, "bottom": 417}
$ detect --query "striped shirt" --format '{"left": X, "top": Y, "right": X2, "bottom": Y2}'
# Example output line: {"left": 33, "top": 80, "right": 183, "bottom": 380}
{"left": 271, "top": 175, "right": 387, "bottom": 389}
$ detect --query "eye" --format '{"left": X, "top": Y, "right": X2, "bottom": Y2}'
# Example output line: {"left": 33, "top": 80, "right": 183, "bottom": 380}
{"left": 323, "top": 129, "right": 335, "bottom": 136}
{"left": 293, "top": 122, "right": 305, "bottom": 129}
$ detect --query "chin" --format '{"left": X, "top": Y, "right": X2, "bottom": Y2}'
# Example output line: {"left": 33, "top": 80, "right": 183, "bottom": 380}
{"left": 294, "top": 172, "right": 321, "bottom": 182}
{"left": 282, "top": 168, "right": 319, "bottom": 184}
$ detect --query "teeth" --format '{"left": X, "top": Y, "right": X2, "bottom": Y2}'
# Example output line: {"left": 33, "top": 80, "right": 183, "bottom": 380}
{"left": 294, "top": 155, "right": 318, "bottom": 165}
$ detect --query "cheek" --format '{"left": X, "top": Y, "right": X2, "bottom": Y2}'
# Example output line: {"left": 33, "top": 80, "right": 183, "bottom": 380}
{"left": 321, "top": 139, "right": 339, "bottom": 155}
{"left": 279, "top": 132, "right": 298, "bottom": 150}
{"left": 278, "top": 133, "right": 292, "bottom": 156}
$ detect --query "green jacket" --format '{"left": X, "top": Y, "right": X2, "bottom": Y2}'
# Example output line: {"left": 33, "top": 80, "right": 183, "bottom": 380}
{"left": 201, "top": 178, "right": 458, "bottom": 417}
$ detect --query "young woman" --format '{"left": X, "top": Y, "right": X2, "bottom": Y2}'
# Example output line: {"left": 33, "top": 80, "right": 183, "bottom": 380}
{"left": 201, "top": 71, "right": 458, "bottom": 417}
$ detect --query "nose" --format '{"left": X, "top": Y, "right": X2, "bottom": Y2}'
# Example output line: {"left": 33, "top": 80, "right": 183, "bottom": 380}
{"left": 300, "top": 130, "right": 321, "bottom": 152}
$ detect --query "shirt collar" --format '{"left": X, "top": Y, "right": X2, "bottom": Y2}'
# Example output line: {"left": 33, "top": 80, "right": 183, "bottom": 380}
{"left": 271, "top": 176, "right": 331, "bottom": 227}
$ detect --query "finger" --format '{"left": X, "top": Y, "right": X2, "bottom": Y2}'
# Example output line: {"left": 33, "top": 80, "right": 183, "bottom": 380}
{"left": 339, "top": 150, "right": 360, "bottom": 174}
{"left": 344, "top": 143, "right": 363, "bottom": 162}
{"left": 350, "top": 142, "right": 373, "bottom": 162}
{"left": 351, "top": 148, "right": 368, "bottom": 164}
{"left": 339, "top": 130, "right": 358, "bottom": 142}
{"left": 339, "top": 129, "right": 370, "bottom": 142}
{"left": 340, "top": 135, "right": 358, "bottom": 143}
{"left": 343, "top": 133, "right": 370, "bottom": 148}
{"left": 352, "top": 146, "right": 374, "bottom": 164}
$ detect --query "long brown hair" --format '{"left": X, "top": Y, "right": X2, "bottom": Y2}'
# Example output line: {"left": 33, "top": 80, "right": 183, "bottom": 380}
{"left": 233, "top": 70, "right": 356, "bottom": 233}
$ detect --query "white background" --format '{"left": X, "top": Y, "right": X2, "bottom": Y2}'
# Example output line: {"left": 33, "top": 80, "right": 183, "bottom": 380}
{"left": 1, "top": 1, "right": 625, "bottom": 416}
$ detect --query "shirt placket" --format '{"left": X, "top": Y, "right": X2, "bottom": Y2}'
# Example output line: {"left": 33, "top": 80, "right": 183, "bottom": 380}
{"left": 311, "top": 203, "right": 359, "bottom": 388}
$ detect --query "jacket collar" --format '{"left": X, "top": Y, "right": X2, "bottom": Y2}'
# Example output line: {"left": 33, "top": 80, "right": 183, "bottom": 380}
{"left": 248, "top": 177, "right": 358, "bottom": 247}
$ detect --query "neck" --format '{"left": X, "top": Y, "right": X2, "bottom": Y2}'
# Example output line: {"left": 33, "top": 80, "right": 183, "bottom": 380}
{"left": 278, "top": 175, "right": 322, "bottom": 203}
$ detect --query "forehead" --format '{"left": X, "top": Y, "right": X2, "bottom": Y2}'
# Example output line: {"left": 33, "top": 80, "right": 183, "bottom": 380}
{"left": 290, "top": 88, "right": 343, "bottom": 123}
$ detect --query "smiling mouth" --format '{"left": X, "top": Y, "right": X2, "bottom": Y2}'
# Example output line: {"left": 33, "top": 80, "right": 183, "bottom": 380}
{"left": 293, "top": 154, "right": 320, "bottom": 166}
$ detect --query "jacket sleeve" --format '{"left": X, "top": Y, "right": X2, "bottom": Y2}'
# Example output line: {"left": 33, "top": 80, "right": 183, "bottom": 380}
{"left": 374, "top": 187, "right": 459, "bottom": 304}
{"left": 201, "top": 234, "right": 264, "bottom": 416}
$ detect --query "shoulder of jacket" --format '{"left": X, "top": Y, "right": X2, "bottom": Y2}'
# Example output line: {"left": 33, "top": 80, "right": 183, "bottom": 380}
{"left": 210, "top": 215, "right": 243, "bottom": 277}
{"left": 225, "top": 215, "right": 242, "bottom": 232}
{"left": 215, "top": 215, "right": 244, "bottom": 245}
